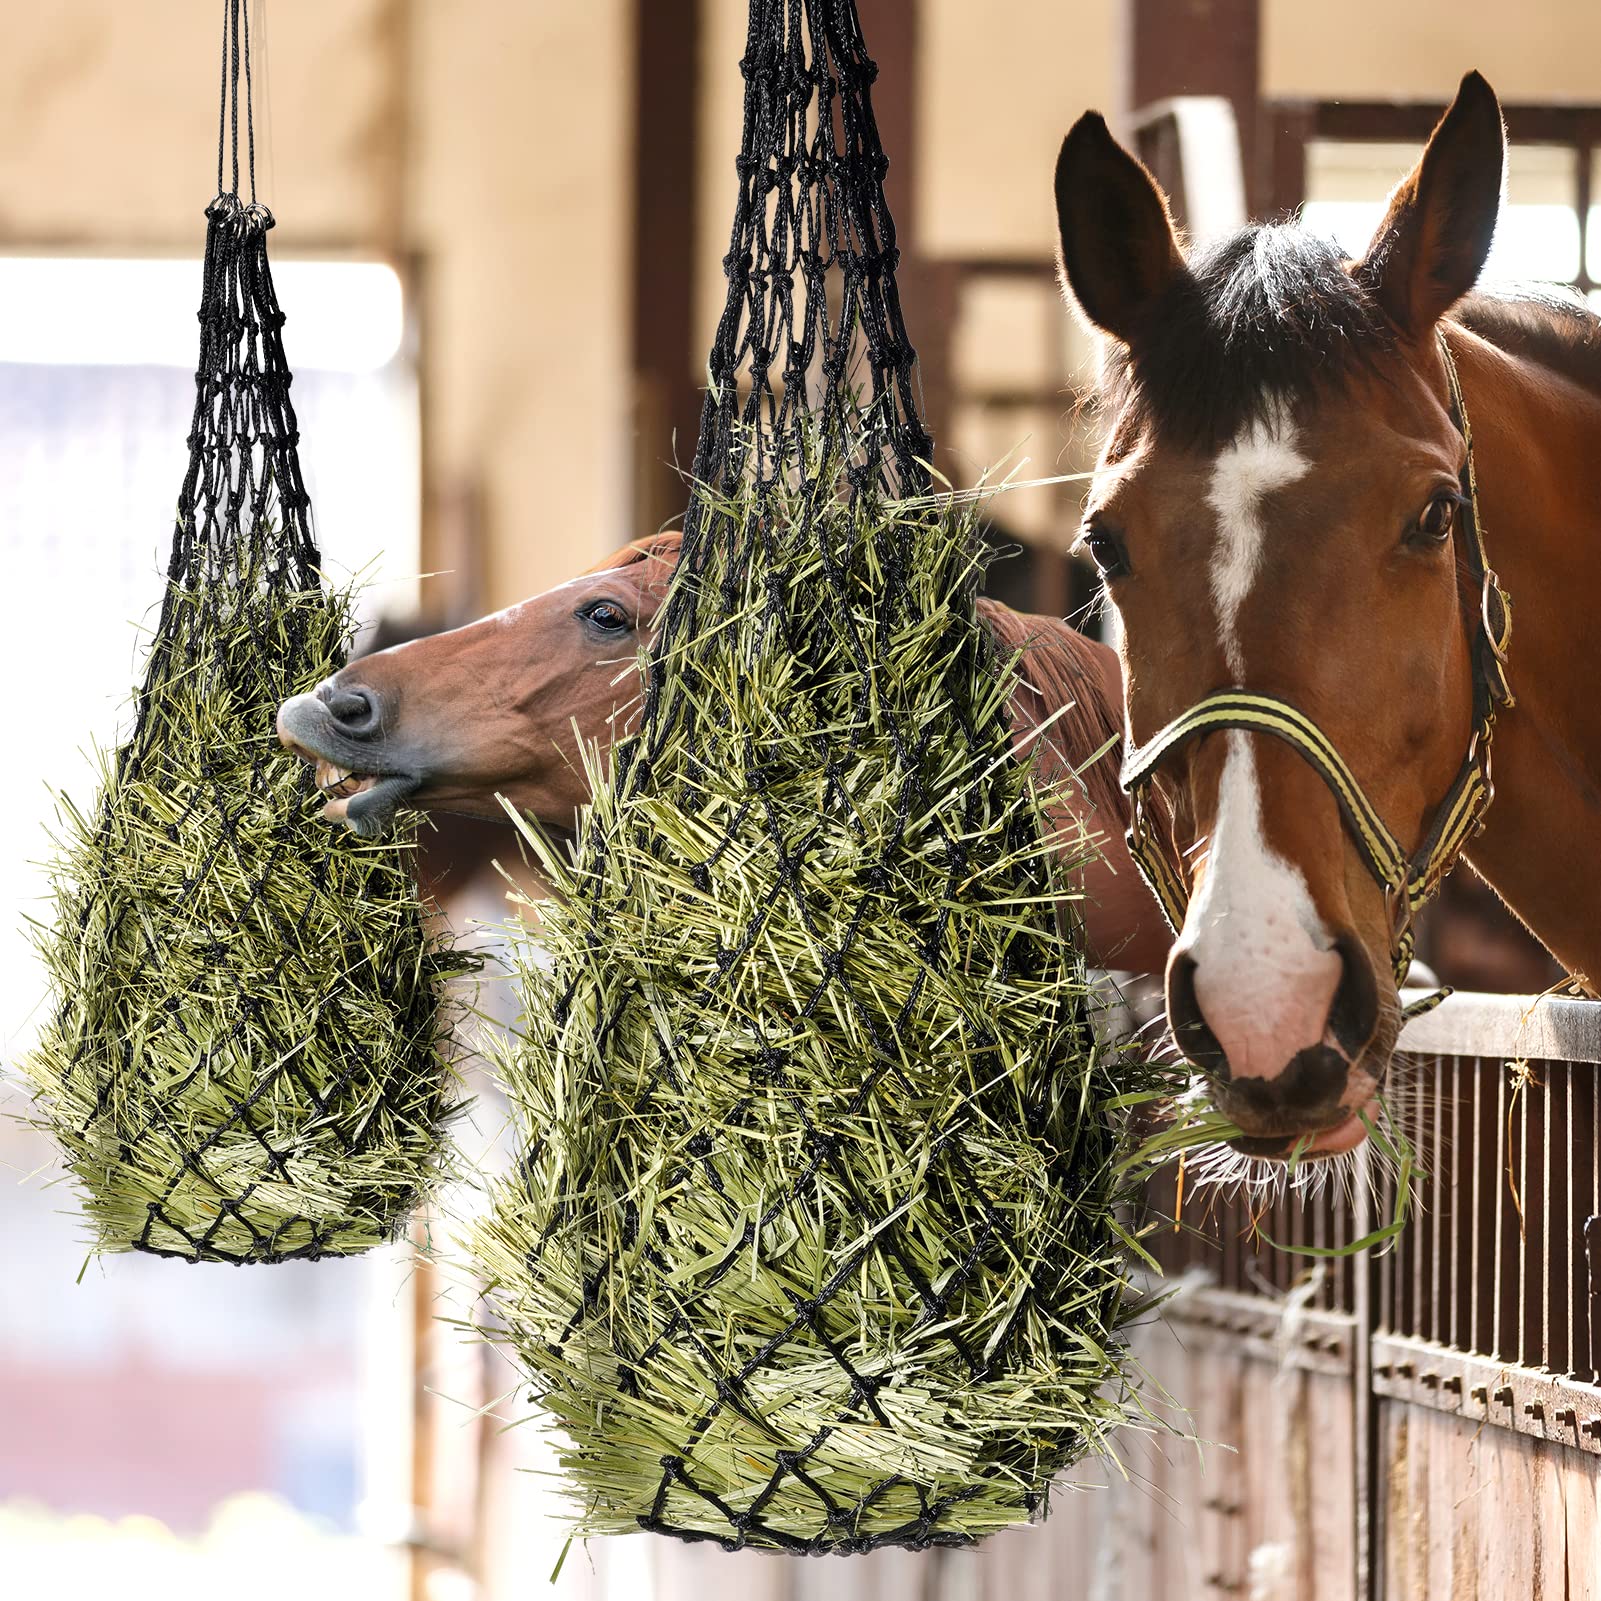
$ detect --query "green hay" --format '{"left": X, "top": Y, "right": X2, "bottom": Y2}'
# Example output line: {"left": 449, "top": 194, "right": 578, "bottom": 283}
{"left": 471, "top": 433, "right": 1179, "bottom": 1552}
{"left": 24, "top": 549, "right": 465, "bottom": 1263}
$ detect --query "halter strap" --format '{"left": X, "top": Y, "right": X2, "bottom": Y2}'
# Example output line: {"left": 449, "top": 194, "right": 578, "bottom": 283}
{"left": 1119, "top": 329, "right": 1514, "bottom": 1001}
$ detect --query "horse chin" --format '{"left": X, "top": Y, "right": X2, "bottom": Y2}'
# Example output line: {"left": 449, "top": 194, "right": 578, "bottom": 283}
{"left": 1225, "top": 1095, "right": 1380, "bottom": 1162}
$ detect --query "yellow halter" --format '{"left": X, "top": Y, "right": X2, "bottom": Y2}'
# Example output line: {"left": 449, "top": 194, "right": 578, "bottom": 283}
{"left": 1118, "top": 331, "right": 1514, "bottom": 1015}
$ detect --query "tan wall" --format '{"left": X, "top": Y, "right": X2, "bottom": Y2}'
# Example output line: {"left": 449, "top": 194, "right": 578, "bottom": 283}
{"left": 408, "top": 0, "right": 633, "bottom": 608}
{"left": 695, "top": 1, "right": 749, "bottom": 385}
{"left": 0, "top": 1, "right": 402, "bottom": 248}
{"left": 916, "top": 0, "right": 1122, "bottom": 260}
{"left": 1264, "top": 0, "right": 1601, "bottom": 101}
{"left": 0, "top": 0, "right": 633, "bottom": 613}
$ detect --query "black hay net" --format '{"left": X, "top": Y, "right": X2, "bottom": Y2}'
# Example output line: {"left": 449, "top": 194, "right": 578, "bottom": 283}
{"left": 479, "top": 0, "right": 1133, "bottom": 1560}
{"left": 630, "top": 0, "right": 933, "bottom": 789}
{"left": 25, "top": 0, "right": 460, "bottom": 1265}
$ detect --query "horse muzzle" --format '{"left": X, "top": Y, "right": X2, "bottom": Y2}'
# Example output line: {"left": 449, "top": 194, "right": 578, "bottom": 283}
{"left": 276, "top": 687, "right": 424, "bottom": 838}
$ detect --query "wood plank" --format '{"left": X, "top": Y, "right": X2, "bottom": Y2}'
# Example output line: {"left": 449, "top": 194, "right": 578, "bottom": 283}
{"left": 1305, "top": 1370, "right": 1358, "bottom": 1601}
{"left": 1566, "top": 1450, "right": 1601, "bottom": 1601}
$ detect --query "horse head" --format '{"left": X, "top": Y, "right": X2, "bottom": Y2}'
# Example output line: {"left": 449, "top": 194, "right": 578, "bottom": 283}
{"left": 276, "top": 533, "right": 682, "bottom": 837}
{"left": 1054, "top": 72, "right": 1507, "bottom": 1158}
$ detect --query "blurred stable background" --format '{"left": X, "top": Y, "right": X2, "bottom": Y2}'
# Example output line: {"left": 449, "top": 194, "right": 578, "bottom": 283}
{"left": 0, "top": 3, "right": 1594, "bottom": 1598}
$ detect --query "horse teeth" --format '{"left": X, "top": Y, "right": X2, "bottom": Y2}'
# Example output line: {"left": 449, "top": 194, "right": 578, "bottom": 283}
{"left": 317, "top": 763, "right": 362, "bottom": 796}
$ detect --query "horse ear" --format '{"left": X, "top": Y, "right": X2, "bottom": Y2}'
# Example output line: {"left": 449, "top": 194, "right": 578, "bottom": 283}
{"left": 1054, "top": 112, "right": 1185, "bottom": 344}
{"left": 1356, "top": 71, "right": 1506, "bottom": 336}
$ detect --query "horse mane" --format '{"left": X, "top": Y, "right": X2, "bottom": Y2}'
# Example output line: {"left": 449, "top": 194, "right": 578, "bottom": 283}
{"left": 1454, "top": 287, "right": 1601, "bottom": 399}
{"left": 976, "top": 599, "right": 1130, "bottom": 830}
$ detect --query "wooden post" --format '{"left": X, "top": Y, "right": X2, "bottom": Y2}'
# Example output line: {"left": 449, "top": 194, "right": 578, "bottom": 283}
{"left": 1128, "top": 0, "right": 1264, "bottom": 214}
{"left": 630, "top": 0, "right": 703, "bottom": 537}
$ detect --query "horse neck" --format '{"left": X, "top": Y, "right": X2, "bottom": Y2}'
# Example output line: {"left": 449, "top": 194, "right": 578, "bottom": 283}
{"left": 1458, "top": 329, "right": 1601, "bottom": 988}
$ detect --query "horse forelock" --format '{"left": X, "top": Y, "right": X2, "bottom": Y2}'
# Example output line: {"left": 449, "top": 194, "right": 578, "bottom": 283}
{"left": 1102, "top": 224, "right": 1395, "bottom": 452}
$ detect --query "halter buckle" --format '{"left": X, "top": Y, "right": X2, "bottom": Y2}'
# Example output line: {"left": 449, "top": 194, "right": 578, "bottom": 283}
{"left": 1481, "top": 567, "right": 1511, "bottom": 665}
{"left": 1385, "top": 876, "right": 1414, "bottom": 942}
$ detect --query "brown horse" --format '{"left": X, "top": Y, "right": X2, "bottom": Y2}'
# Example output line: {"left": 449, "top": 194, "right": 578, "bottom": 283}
{"left": 1053, "top": 71, "right": 1601, "bottom": 1159}
{"left": 276, "top": 533, "right": 1173, "bottom": 973}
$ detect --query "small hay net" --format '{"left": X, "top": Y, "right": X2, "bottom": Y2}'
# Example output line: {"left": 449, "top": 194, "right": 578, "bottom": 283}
{"left": 472, "top": 0, "right": 1149, "bottom": 1553}
{"left": 23, "top": 0, "right": 462, "bottom": 1264}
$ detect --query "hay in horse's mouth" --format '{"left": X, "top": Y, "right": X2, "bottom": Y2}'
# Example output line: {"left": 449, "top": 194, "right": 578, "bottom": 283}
{"left": 316, "top": 760, "right": 374, "bottom": 799}
{"left": 309, "top": 761, "right": 421, "bottom": 836}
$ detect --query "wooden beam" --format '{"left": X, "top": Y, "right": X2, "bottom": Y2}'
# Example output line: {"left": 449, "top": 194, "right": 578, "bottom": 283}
{"left": 630, "top": 0, "right": 702, "bottom": 536}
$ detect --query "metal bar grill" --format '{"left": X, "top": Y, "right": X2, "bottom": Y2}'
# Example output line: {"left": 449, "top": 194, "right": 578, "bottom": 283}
{"left": 1145, "top": 994, "right": 1601, "bottom": 1387}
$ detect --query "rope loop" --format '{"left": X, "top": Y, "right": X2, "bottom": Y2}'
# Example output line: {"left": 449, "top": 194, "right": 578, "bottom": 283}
{"left": 215, "top": 0, "right": 258, "bottom": 205}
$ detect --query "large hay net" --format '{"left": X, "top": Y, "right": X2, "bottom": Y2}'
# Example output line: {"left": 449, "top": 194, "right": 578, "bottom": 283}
{"left": 22, "top": 1, "right": 462, "bottom": 1264}
{"left": 472, "top": 0, "right": 1154, "bottom": 1553}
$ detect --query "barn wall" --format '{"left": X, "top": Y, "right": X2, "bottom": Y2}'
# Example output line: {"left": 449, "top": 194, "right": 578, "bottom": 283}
{"left": 915, "top": 0, "right": 1123, "bottom": 260}
{"left": 0, "top": 1, "right": 402, "bottom": 248}
{"left": 1263, "top": 0, "right": 1601, "bottom": 101}
{"left": 406, "top": 0, "right": 633, "bottom": 608}
{"left": 0, "top": 0, "right": 634, "bottom": 612}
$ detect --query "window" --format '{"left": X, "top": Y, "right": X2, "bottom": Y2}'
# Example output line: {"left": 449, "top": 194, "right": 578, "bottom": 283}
{"left": 1271, "top": 101, "right": 1601, "bottom": 307}
{"left": 1303, "top": 140, "right": 1594, "bottom": 300}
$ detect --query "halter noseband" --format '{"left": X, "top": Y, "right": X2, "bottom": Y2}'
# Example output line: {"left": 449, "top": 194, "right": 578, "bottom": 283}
{"left": 1118, "top": 331, "right": 1514, "bottom": 1014}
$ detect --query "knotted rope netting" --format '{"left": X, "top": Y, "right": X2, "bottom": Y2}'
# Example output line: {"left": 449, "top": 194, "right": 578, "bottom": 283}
{"left": 472, "top": 0, "right": 1158, "bottom": 1552}
{"left": 24, "top": 0, "right": 462, "bottom": 1264}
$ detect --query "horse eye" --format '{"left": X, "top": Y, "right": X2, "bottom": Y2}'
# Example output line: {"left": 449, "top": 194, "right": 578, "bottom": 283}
{"left": 1078, "top": 521, "right": 1131, "bottom": 579}
{"left": 578, "top": 600, "right": 632, "bottom": 633}
{"left": 1414, "top": 493, "right": 1459, "bottom": 543}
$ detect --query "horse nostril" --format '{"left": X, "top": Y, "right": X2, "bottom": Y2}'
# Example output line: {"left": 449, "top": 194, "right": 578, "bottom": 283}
{"left": 318, "top": 682, "right": 382, "bottom": 736}
{"left": 1166, "top": 951, "right": 1228, "bottom": 1077}
{"left": 1327, "top": 933, "right": 1380, "bottom": 1059}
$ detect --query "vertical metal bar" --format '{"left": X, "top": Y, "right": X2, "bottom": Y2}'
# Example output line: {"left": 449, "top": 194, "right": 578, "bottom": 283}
{"left": 1568, "top": 1061, "right": 1578, "bottom": 1376}
{"left": 1547, "top": 1063, "right": 1563, "bottom": 1374}
{"left": 1485, "top": 1056, "right": 1498, "bottom": 1357}
{"left": 1310, "top": 1169, "right": 1324, "bottom": 1303}
{"left": 1285, "top": 1182, "right": 1300, "bottom": 1293}
{"left": 1545, "top": 1066, "right": 1555, "bottom": 1370}
{"left": 1447, "top": 1053, "right": 1462, "bottom": 1352}
{"left": 1519, "top": 1061, "right": 1532, "bottom": 1368}
{"left": 1590, "top": 1065, "right": 1601, "bottom": 1382}
{"left": 1221, "top": 1185, "right": 1238, "bottom": 1294}
{"left": 1415, "top": 1050, "right": 1428, "bottom": 1338}
{"left": 1440, "top": 1063, "right": 1453, "bottom": 1351}
{"left": 1469, "top": 1055, "right": 1483, "bottom": 1355}
{"left": 1377, "top": 1131, "right": 1394, "bottom": 1333}
{"left": 1353, "top": 1137, "right": 1377, "bottom": 1601}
